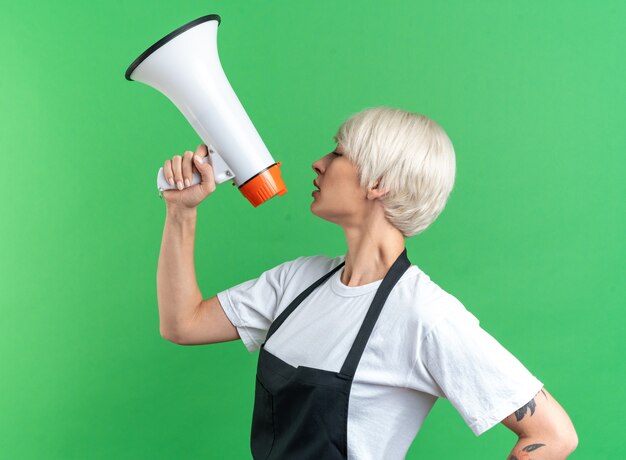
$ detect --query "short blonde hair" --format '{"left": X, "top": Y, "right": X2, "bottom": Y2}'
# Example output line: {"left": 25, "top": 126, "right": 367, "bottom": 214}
{"left": 334, "top": 107, "right": 456, "bottom": 238}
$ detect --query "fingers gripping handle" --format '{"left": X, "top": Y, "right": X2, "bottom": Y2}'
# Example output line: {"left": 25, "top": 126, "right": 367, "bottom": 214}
{"left": 156, "top": 146, "right": 236, "bottom": 192}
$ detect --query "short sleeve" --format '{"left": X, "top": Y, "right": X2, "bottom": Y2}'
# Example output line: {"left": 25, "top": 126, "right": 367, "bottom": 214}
{"left": 216, "top": 257, "right": 304, "bottom": 353}
{"left": 422, "top": 310, "right": 544, "bottom": 436}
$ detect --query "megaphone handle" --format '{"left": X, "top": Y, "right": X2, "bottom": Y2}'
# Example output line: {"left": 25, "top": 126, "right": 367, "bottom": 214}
{"left": 156, "top": 154, "right": 233, "bottom": 192}
{"left": 156, "top": 159, "right": 204, "bottom": 191}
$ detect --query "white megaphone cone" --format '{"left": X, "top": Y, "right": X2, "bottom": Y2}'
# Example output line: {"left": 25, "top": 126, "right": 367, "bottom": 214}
{"left": 125, "top": 14, "right": 287, "bottom": 207}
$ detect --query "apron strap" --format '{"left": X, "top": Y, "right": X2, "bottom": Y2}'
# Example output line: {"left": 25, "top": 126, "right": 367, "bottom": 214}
{"left": 265, "top": 261, "right": 346, "bottom": 343}
{"left": 339, "top": 248, "right": 411, "bottom": 379}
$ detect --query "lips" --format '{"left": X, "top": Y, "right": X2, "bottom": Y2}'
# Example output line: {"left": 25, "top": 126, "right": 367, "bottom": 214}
{"left": 313, "top": 179, "right": 320, "bottom": 190}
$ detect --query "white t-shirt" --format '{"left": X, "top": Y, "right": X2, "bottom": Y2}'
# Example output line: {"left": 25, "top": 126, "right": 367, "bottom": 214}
{"left": 217, "top": 254, "right": 543, "bottom": 460}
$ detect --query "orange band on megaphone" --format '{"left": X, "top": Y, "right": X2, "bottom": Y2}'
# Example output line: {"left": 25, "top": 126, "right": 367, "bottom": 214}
{"left": 238, "top": 162, "right": 287, "bottom": 207}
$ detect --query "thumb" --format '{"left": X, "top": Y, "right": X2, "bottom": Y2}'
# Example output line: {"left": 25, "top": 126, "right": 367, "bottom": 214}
{"left": 194, "top": 155, "right": 216, "bottom": 191}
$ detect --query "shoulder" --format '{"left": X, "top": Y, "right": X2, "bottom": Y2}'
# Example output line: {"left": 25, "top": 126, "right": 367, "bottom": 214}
{"left": 395, "top": 265, "right": 477, "bottom": 337}
{"left": 284, "top": 253, "right": 345, "bottom": 284}
{"left": 256, "top": 253, "right": 344, "bottom": 288}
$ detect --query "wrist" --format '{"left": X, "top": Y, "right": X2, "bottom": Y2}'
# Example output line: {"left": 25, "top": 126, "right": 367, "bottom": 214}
{"left": 166, "top": 204, "right": 197, "bottom": 221}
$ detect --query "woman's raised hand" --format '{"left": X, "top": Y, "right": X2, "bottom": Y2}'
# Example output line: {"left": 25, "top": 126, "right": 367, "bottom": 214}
{"left": 161, "top": 144, "right": 217, "bottom": 209}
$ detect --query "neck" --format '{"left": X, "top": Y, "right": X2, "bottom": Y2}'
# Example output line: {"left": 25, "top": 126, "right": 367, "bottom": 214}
{"left": 339, "top": 216, "right": 405, "bottom": 287}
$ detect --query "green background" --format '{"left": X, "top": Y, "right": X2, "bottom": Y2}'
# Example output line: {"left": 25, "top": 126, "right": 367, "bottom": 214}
{"left": 1, "top": 1, "right": 624, "bottom": 458}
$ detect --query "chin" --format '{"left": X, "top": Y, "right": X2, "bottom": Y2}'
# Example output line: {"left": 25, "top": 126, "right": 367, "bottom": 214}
{"left": 310, "top": 206, "right": 341, "bottom": 226}
{"left": 310, "top": 202, "right": 319, "bottom": 217}
{"left": 310, "top": 201, "right": 325, "bottom": 220}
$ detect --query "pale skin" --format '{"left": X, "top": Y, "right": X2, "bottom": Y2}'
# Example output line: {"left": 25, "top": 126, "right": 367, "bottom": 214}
{"left": 158, "top": 143, "right": 578, "bottom": 458}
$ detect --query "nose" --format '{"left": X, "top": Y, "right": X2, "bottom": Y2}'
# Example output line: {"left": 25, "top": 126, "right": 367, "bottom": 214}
{"left": 312, "top": 152, "right": 334, "bottom": 175}
{"left": 312, "top": 157, "right": 324, "bottom": 176}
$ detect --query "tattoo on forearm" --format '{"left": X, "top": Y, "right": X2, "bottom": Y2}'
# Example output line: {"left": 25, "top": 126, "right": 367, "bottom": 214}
{"left": 523, "top": 443, "right": 546, "bottom": 452}
{"left": 514, "top": 397, "right": 536, "bottom": 421}
{"left": 541, "top": 388, "right": 547, "bottom": 399}
{"left": 507, "top": 443, "right": 546, "bottom": 460}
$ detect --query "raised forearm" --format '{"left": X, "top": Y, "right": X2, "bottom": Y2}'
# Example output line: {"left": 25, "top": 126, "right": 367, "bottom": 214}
{"left": 157, "top": 205, "right": 203, "bottom": 338}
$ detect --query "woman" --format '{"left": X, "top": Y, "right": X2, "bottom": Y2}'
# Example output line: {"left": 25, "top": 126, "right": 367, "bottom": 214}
{"left": 157, "top": 107, "right": 578, "bottom": 459}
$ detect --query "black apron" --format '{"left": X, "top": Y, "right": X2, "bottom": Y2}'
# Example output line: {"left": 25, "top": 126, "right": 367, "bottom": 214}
{"left": 250, "top": 248, "right": 411, "bottom": 459}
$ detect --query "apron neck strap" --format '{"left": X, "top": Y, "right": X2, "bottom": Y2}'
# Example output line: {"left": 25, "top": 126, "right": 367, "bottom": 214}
{"left": 339, "top": 248, "right": 411, "bottom": 378}
{"left": 265, "top": 261, "right": 345, "bottom": 342}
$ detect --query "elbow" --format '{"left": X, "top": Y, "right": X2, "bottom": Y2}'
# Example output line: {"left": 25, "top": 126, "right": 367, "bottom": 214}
{"left": 564, "top": 426, "right": 579, "bottom": 457}
{"left": 160, "top": 329, "right": 176, "bottom": 343}
{"left": 160, "top": 326, "right": 184, "bottom": 345}
{"left": 560, "top": 414, "right": 579, "bottom": 456}
{"left": 549, "top": 423, "right": 579, "bottom": 458}
{"left": 520, "top": 419, "right": 578, "bottom": 458}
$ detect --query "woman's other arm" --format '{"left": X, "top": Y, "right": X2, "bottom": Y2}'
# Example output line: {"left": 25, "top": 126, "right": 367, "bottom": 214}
{"left": 501, "top": 387, "right": 578, "bottom": 459}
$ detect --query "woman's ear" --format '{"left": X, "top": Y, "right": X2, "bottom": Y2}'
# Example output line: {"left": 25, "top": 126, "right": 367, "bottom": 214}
{"left": 367, "top": 178, "right": 389, "bottom": 200}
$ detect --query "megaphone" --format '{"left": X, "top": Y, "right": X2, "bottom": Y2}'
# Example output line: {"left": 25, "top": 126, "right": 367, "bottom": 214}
{"left": 125, "top": 14, "right": 287, "bottom": 207}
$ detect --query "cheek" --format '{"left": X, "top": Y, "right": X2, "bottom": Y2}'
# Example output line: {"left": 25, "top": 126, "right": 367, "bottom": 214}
{"left": 329, "top": 179, "right": 363, "bottom": 202}
{"left": 324, "top": 163, "right": 363, "bottom": 198}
